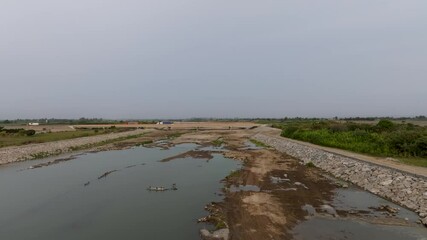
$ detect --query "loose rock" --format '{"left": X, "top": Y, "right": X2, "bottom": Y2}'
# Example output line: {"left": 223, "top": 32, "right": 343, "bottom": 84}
{"left": 253, "top": 133, "right": 427, "bottom": 226}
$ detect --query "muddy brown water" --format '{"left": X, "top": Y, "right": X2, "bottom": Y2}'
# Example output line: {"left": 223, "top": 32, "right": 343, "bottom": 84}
{"left": 0, "top": 143, "right": 240, "bottom": 240}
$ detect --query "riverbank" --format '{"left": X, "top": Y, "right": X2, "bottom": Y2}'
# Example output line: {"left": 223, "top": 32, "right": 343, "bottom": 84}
{"left": 252, "top": 129, "right": 427, "bottom": 226}
{"left": 0, "top": 129, "right": 148, "bottom": 165}
{"left": 165, "top": 129, "right": 337, "bottom": 239}
{"left": 169, "top": 129, "right": 427, "bottom": 239}
{"left": 1, "top": 126, "right": 426, "bottom": 239}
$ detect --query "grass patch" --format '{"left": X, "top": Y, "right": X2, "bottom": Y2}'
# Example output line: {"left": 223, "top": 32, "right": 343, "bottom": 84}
{"left": 167, "top": 132, "right": 184, "bottom": 139}
{"left": 30, "top": 151, "right": 51, "bottom": 159}
{"left": 0, "top": 128, "right": 127, "bottom": 148}
{"left": 212, "top": 138, "right": 224, "bottom": 147}
{"left": 305, "top": 162, "right": 315, "bottom": 168}
{"left": 225, "top": 169, "right": 241, "bottom": 180}
{"left": 215, "top": 220, "right": 227, "bottom": 230}
{"left": 135, "top": 140, "right": 154, "bottom": 146}
{"left": 250, "top": 139, "right": 269, "bottom": 148}
{"left": 398, "top": 157, "right": 427, "bottom": 168}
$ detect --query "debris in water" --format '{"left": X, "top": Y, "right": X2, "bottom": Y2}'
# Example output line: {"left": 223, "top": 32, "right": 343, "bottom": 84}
{"left": 27, "top": 156, "right": 77, "bottom": 170}
{"left": 161, "top": 150, "right": 214, "bottom": 162}
{"left": 147, "top": 184, "right": 178, "bottom": 192}
{"left": 320, "top": 204, "right": 338, "bottom": 217}
{"left": 302, "top": 204, "right": 317, "bottom": 216}
{"left": 370, "top": 204, "right": 399, "bottom": 215}
{"left": 98, "top": 170, "right": 118, "bottom": 179}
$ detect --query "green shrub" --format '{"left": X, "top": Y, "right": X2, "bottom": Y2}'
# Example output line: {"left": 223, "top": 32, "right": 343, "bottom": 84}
{"left": 212, "top": 138, "right": 224, "bottom": 147}
{"left": 282, "top": 126, "right": 299, "bottom": 136}
{"left": 415, "top": 136, "right": 427, "bottom": 156}
{"left": 25, "top": 130, "right": 36, "bottom": 136}
{"left": 375, "top": 119, "right": 394, "bottom": 132}
{"left": 306, "top": 162, "right": 315, "bottom": 168}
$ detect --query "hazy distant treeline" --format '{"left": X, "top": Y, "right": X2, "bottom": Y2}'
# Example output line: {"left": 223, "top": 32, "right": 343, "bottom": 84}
{"left": 0, "top": 116, "right": 425, "bottom": 125}
{"left": 0, "top": 118, "right": 157, "bottom": 125}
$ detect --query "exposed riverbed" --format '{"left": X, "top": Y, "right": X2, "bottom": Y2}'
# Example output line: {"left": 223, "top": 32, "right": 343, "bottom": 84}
{"left": 1, "top": 128, "right": 427, "bottom": 240}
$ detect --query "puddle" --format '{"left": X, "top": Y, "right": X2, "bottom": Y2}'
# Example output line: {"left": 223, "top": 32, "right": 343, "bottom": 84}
{"left": 229, "top": 185, "right": 260, "bottom": 192}
{"left": 293, "top": 186, "right": 427, "bottom": 239}
{"left": 198, "top": 145, "right": 227, "bottom": 152}
{"left": 333, "top": 187, "right": 420, "bottom": 222}
{"left": 238, "top": 141, "right": 263, "bottom": 150}
{"left": 293, "top": 217, "right": 427, "bottom": 240}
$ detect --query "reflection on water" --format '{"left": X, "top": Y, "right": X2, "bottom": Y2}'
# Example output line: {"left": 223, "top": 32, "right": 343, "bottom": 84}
{"left": 294, "top": 187, "right": 427, "bottom": 240}
{"left": 0, "top": 144, "right": 239, "bottom": 240}
{"left": 293, "top": 217, "right": 427, "bottom": 240}
{"left": 229, "top": 185, "right": 260, "bottom": 192}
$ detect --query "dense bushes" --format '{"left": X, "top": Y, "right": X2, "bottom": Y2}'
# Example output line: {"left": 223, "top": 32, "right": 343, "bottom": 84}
{"left": 0, "top": 127, "right": 36, "bottom": 136}
{"left": 276, "top": 120, "right": 427, "bottom": 158}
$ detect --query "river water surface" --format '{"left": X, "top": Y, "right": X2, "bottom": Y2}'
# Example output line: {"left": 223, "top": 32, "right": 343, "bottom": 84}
{"left": 0, "top": 144, "right": 240, "bottom": 240}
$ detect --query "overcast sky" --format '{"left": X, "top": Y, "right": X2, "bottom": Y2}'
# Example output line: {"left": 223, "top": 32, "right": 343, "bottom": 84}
{"left": 1, "top": 0, "right": 426, "bottom": 119}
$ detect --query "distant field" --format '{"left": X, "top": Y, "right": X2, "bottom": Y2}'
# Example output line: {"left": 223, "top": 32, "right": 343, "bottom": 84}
{"left": 0, "top": 122, "right": 258, "bottom": 148}
{"left": 75, "top": 121, "right": 259, "bottom": 130}
{"left": 0, "top": 128, "right": 127, "bottom": 148}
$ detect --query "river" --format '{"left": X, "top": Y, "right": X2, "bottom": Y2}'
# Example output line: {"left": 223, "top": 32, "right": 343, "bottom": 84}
{"left": 0, "top": 143, "right": 240, "bottom": 240}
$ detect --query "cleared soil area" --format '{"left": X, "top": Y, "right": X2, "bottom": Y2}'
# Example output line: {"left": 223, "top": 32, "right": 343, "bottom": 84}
{"left": 0, "top": 122, "right": 257, "bottom": 149}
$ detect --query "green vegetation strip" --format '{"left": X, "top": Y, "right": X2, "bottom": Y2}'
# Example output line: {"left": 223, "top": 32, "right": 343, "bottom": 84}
{"left": 249, "top": 139, "right": 269, "bottom": 148}
{"left": 0, "top": 127, "right": 128, "bottom": 148}
{"left": 271, "top": 120, "right": 427, "bottom": 167}
{"left": 212, "top": 138, "right": 224, "bottom": 147}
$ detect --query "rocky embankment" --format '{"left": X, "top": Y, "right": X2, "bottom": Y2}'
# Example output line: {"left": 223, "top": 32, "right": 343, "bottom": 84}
{"left": 253, "top": 133, "right": 427, "bottom": 226}
{"left": 0, "top": 129, "right": 147, "bottom": 165}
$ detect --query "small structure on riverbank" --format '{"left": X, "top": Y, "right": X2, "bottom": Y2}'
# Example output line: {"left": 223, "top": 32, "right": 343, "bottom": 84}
{"left": 157, "top": 121, "right": 174, "bottom": 125}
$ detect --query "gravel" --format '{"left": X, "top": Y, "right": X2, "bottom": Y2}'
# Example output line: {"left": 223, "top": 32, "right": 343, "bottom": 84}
{"left": 253, "top": 133, "right": 427, "bottom": 226}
